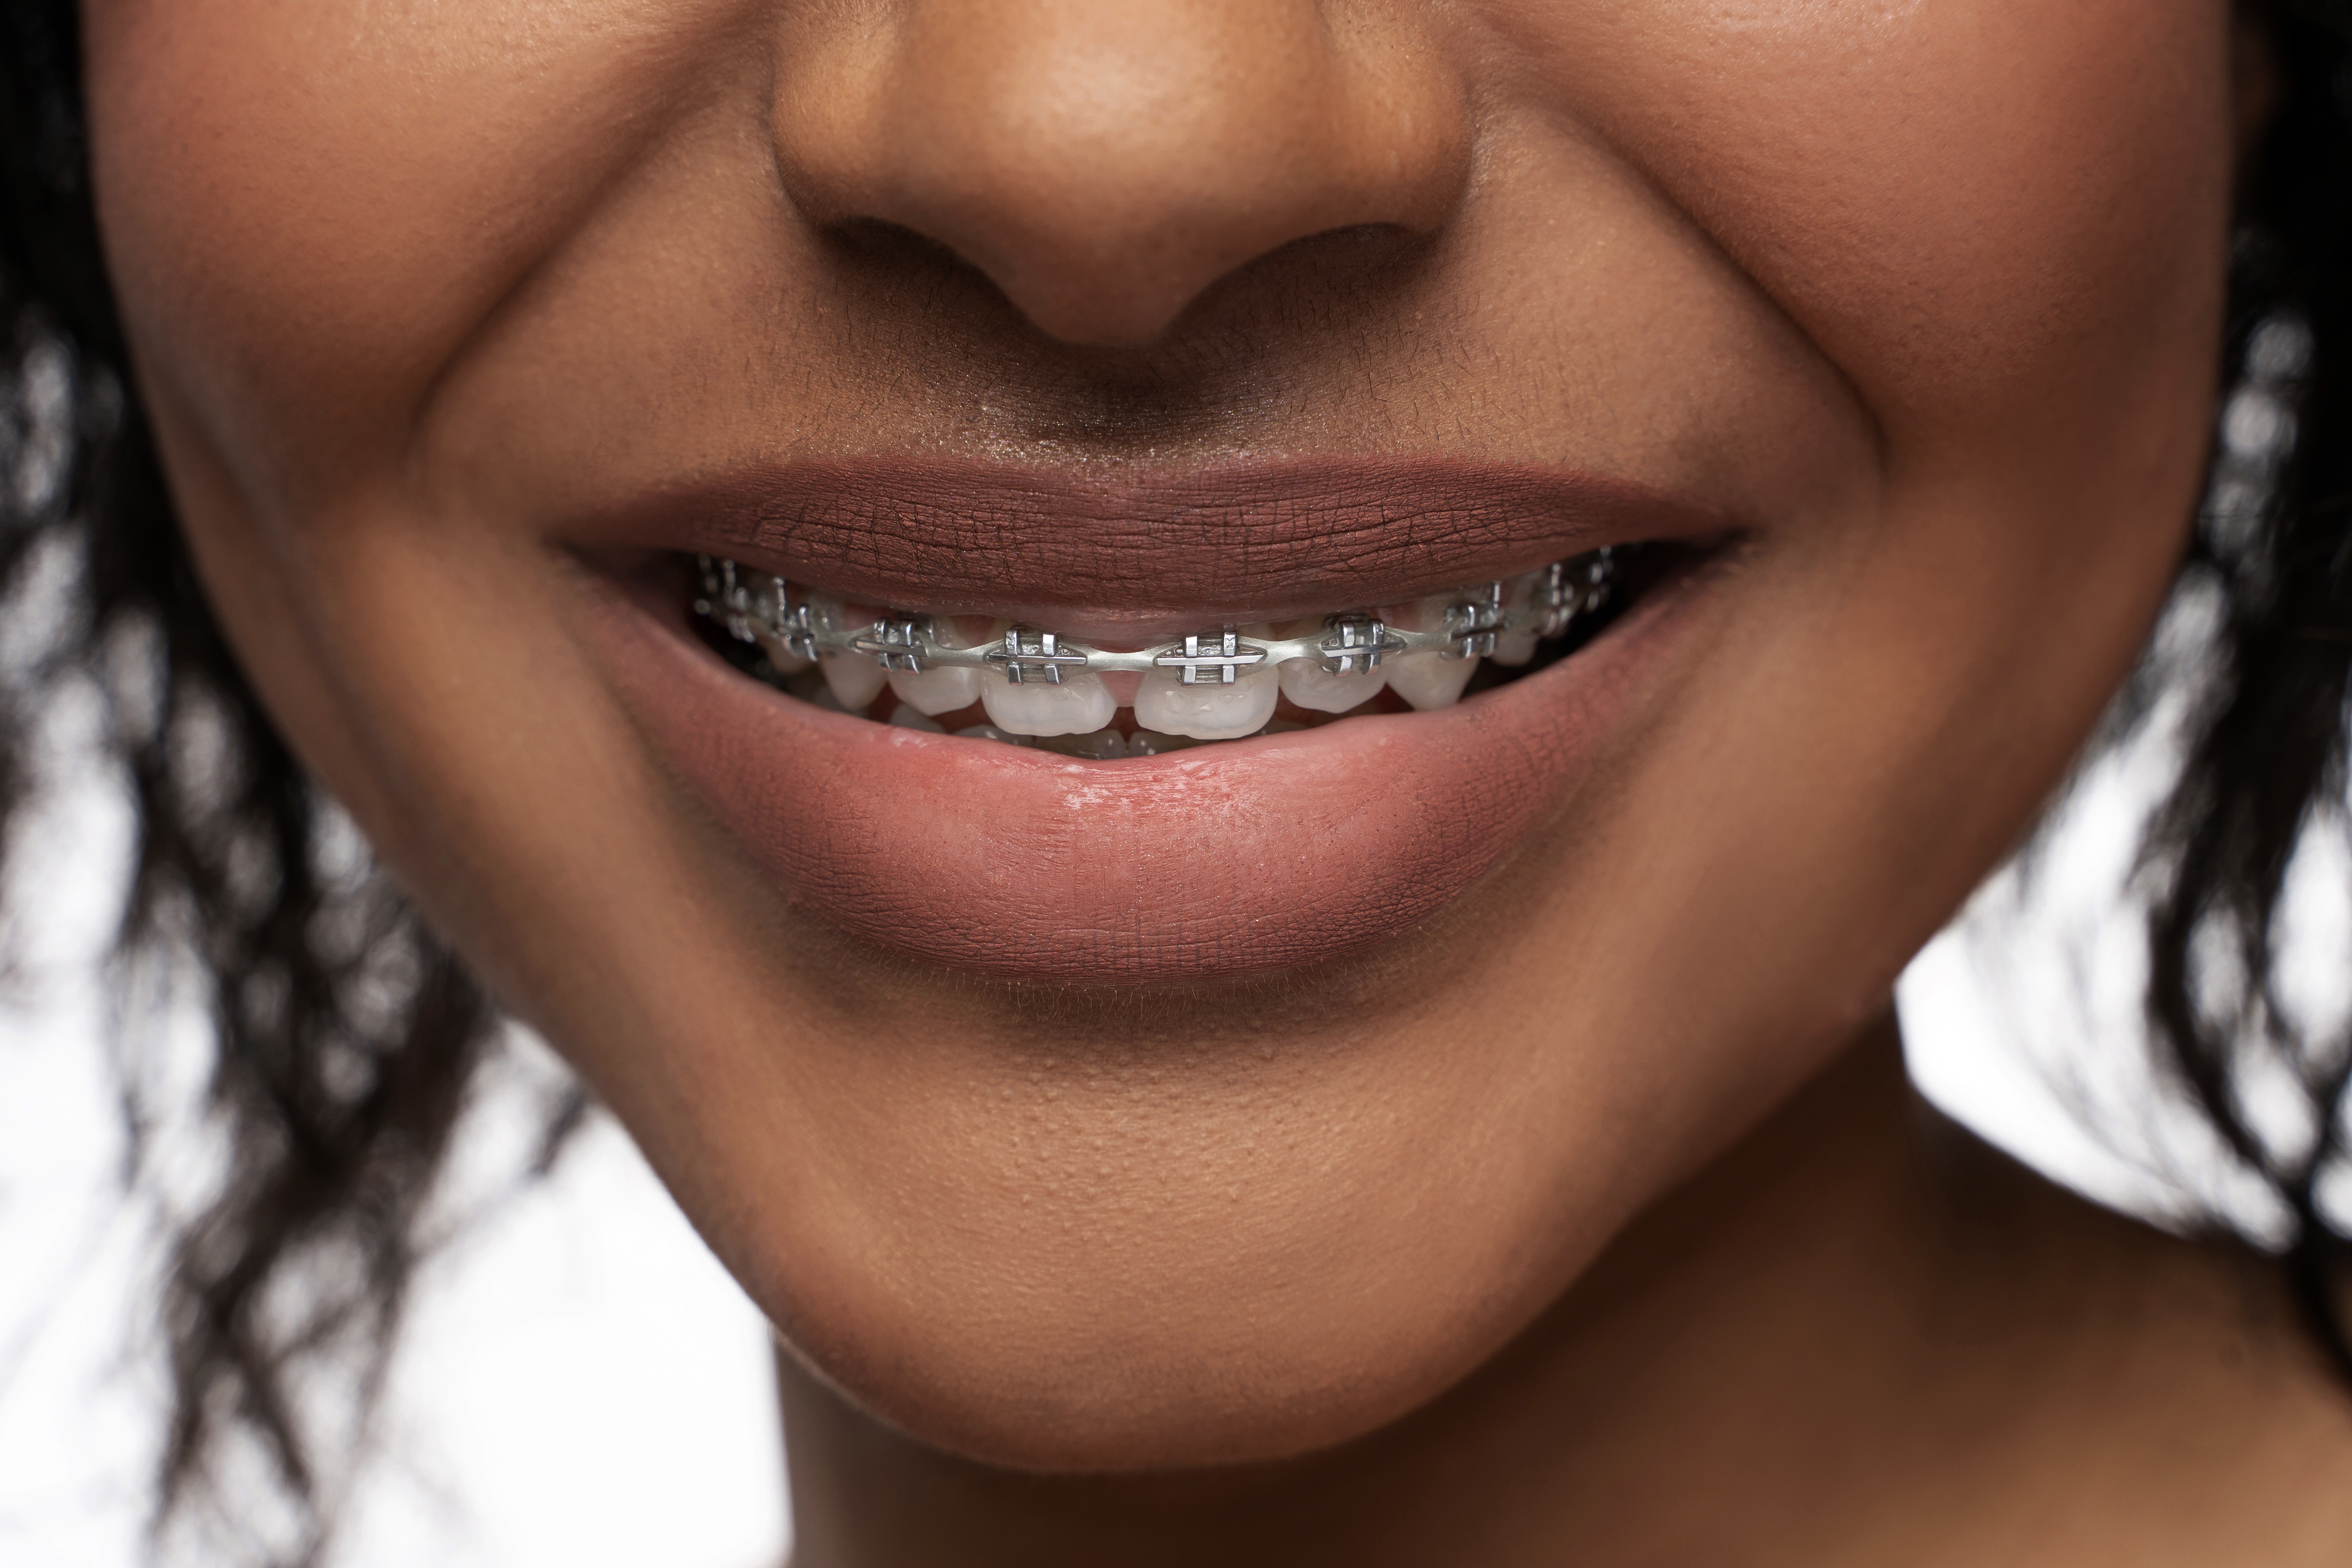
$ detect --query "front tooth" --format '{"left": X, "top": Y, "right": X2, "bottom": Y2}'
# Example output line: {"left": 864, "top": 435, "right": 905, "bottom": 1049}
{"left": 981, "top": 670, "right": 1118, "bottom": 736}
{"left": 886, "top": 617, "right": 984, "bottom": 716}
{"left": 1135, "top": 667, "right": 1279, "bottom": 739}
{"left": 1134, "top": 627, "right": 1280, "bottom": 739}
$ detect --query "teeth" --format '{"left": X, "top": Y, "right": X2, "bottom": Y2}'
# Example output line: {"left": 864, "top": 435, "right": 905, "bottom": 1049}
{"left": 822, "top": 650, "right": 889, "bottom": 711}
{"left": 1382, "top": 593, "right": 1479, "bottom": 711}
{"left": 981, "top": 669, "right": 1119, "bottom": 736}
{"left": 1487, "top": 570, "right": 1543, "bottom": 668}
{"left": 1136, "top": 667, "right": 1280, "bottom": 738}
{"left": 1134, "top": 625, "right": 1280, "bottom": 739}
{"left": 1279, "top": 659, "right": 1387, "bottom": 714}
{"left": 1273, "top": 615, "right": 1387, "bottom": 713}
{"left": 801, "top": 593, "right": 889, "bottom": 711}
{"left": 1280, "top": 660, "right": 1386, "bottom": 713}
{"left": 886, "top": 617, "right": 985, "bottom": 716}
{"left": 752, "top": 631, "right": 813, "bottom": 676}
{"left": 729, "top": 570, "right": 810, "bottom": 674}
{"left": 1384, "top": 651, "right": 1478, "bottom": 710}
{"left": 715, "top": 550, "right": 1625, "bottom": 740}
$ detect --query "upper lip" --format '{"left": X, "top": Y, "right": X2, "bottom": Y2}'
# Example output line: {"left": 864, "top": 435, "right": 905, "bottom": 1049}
{"left": 592, "top": 455, "right": 1731, "bottom": 632}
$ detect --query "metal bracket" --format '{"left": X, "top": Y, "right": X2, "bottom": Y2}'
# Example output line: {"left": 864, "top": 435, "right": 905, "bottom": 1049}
{"left": 1316, "top": 615, "right": 1404, "bottom": 676}
{"left": 694, "top": 548, "right": 1623, "bottom": 692}
{"left": 1153, "top": 630, "right": 1268, "bottom": 686}
{"left": 1442, "top": 582, "right": 1507, "bottom": 660}
{"left": 987, "top": 627, "right": 1090, "bottom": 685}
{"left": 774, "top": 596, "right": 820, "bottom": 662}
{"left": 1539, "top": 550, "right": 1613, "bottom": 638}
{"left": 852, "top": 616, "right": 931, "bottom": 673}
{"left": 695, "top": 555, "right": 759, "bottom": 644}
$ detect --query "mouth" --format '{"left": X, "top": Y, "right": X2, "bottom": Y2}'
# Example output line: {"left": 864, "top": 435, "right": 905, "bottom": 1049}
{"left": 581, "top": 458, "right": 1732, "bottom": 984}
{"left": 683, "top": 545, "right": 1669, "bottom": 756}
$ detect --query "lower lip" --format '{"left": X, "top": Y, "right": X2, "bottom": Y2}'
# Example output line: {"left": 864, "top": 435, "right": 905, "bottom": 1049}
{"left": 586, "top": 573, "right": 1700, "bottom": 984}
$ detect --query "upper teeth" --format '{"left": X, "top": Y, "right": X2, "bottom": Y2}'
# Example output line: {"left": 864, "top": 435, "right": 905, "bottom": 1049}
{"left": 693, "top": 551, "right": 1616, "bottom": 740}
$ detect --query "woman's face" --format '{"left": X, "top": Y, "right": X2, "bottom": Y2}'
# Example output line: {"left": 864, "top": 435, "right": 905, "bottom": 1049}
{"left": 84, "top": 0, "right": 2233, "bottom": 1467}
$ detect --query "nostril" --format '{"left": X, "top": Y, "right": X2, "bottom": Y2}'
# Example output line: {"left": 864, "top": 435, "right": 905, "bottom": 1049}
{"left": 1249, "top": 221, "right": 1440, "bottom": 282}
{"left": 826, "top": 217, "right": 975, "bottom": 277}
{"left": 823, "top": 214, "right": 1440, "bottom": 355}
{"left": 816, "top": 216, "right": 1047, "bottom": 343}
{"left": 771, "top": 0, "right": 1472, "bottom": 350}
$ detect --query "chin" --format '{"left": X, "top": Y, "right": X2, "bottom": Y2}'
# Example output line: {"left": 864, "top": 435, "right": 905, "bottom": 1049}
{"left": 747, "top": 1194, "right": 1576, "bottom": 1472}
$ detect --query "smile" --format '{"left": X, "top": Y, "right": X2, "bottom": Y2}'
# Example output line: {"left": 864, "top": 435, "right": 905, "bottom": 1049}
{"left": 688, "top": 549, "right": 1626, "bottom": 758}
{"left": 586, "top": 458, "right": 1729, "bottom": 983}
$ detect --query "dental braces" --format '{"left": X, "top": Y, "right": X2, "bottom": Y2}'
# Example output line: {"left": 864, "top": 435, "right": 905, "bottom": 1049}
{"left": 692, "top": 549, "right": 1618, "bottom": 685}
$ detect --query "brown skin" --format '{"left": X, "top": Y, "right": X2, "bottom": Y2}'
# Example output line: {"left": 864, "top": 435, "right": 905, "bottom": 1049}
{"left": 784, "top": 1030, "right": 2352, "bottom": 1566}
{"left": 75, "top": 0, "right": 2352, "bottom": 1559}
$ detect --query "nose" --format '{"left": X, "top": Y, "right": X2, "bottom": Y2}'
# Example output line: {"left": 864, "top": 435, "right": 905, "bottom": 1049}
{"left": 773, "top": 0, "right": 1472, "bottom": 347}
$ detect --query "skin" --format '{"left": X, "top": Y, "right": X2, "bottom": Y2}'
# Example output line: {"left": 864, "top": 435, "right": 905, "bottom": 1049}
{"left": 75, "top": 0, "right": 2352, "bottom": 1559}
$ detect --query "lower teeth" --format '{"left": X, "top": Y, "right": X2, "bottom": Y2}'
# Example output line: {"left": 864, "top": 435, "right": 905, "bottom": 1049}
{"left": 690, "top": 548, "right": 1643, "bottom": 751}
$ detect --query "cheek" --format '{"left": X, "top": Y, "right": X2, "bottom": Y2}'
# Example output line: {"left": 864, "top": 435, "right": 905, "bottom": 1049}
{"left": 1543, "top": 0, "right": 2233, "bottom": 822}
{"left": 1516, "top": 0, "right": 2230, "bottom": 441}
{"left": 80, "top": 0, "right": 739, "bottom": 512}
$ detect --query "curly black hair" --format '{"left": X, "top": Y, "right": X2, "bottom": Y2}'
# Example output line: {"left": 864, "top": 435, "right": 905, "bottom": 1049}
{"left": 0, "top": 5, "right": 572, "bottom": 1563}
{"left": 2147, "top": 0, "right": 2352, "bottom": 1386}
{"left": 2, "top": 0, "right": 2349, "bottom": 1562}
